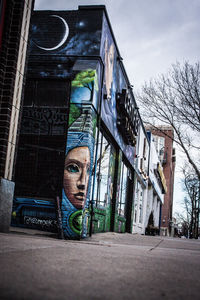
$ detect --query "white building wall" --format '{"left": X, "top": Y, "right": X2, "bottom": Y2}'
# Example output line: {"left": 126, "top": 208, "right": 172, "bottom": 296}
{"left": 141, "top": 185, "right": 148, "bottom": 234}
{"left": 144, "top": 187, "right": 153, "bottom": 229}
{"left": 144, "top": 132, "right": 164, "bottom": 232}
{"left": 132, "top": 124, "right": 149, "bottom": 234}
{"left": 133, "top": 127, "right": 165, "bottom": 235}
{"left": 154, "top": 199, "right": 161, "bottom": 227}
{"left": 132, "top": 179, "right": 144, "bottom": 234}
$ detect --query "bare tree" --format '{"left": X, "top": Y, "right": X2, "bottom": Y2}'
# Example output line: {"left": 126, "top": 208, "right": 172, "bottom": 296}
{"left": 174, "top": 210, "right": 189, "bottom": 237}
{"left": 174, "top": 164, "right": 200, "bottom": 238}
{"left": 182, "top": 167, "right": 199, "bottom": 238}
{"left": 137, "top": 61, "right": 200, "bottom": 180}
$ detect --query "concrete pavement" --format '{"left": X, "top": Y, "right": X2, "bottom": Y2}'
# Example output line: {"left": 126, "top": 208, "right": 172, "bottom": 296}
{"left": 0, "top": 228, "right": 200, "bottom": 300}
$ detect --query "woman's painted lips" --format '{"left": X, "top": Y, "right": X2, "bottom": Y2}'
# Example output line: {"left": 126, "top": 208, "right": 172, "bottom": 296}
{"left": 74, "top": 192, "right": 85, "bottom": 200}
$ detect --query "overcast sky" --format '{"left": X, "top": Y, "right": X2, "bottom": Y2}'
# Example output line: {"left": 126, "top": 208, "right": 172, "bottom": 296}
{"left": 34, "top": 0, "right": 200, "bottom": 215}
{"left": 34, "top": 0, "right": 200, "bottom": 89}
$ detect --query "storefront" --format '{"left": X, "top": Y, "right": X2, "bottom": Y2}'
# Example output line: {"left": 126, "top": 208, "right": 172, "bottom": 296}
{"left": 12, "top": 6, "right": 139, "bottom": 239}
{"left": 91, "top": 129, "right": 135, "bottom": 234}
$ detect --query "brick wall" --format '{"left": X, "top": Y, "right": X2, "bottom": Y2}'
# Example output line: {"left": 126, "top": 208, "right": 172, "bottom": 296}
{"left": 151, "top": 127, "right": 175, "bottom": 235}
{"left": 0, "top": 0, "right": 33, "bottom": 179}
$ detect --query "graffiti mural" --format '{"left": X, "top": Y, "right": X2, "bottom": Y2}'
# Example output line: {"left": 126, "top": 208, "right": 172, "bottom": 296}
{"left": 13, "top": 7, "right": 138, "bottom": 238}
{"left": 30, "top": 11, "right": 102, "bottom": 57}
{"left": 61, "top": 65, "right": 98, "bottom": 239}
{"left": 11, "top": 197, "right": 58, "bottom": 232}
{"left": 101, "top": 14, "right": 136, "bottom": 166}
{"left": 61, "top": 132, "right": 94, "bottom": 238}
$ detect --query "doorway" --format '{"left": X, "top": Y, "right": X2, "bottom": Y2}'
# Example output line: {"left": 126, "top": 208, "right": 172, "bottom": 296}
{"left": 116, "top": 160, "right": 134, "bottom": 233}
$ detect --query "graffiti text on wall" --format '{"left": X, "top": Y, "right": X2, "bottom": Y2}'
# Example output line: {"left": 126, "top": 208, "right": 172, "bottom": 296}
{"left": 21, "top": 107, "right": 68, "bottom": 135}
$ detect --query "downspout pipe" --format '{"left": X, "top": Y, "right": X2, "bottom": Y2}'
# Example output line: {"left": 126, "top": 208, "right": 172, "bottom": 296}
{"left": 89, "top": 58, "right": 105, "bottom": 237}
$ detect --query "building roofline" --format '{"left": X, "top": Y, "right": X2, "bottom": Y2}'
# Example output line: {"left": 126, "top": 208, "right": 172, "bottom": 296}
{"left": 79, "top": 6, "right": 135, "bottom": 95}
{"left": 33, "top": 5, "right": 142, "bottom": 132}
{"left": 79, "top": 5, "right": 122, "bottom": 61}
{"left": 78, "top": 5, "right": 106, "bottom": 10}
{"left": 145, "top": 125, "right": 174, "bottom": 131}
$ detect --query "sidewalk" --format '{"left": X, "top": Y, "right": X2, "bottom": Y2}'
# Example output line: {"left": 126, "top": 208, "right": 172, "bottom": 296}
{"left": 7, "top": 226, "right": 200, "bottom": 251}
{"left": 1, "top": 228, "right": 200, "bottom": 300}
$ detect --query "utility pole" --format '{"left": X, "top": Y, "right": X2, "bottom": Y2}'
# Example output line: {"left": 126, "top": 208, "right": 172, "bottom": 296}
{"left": 195, "top": 180, "right": 200, "bottom": 239}
{"left": 190, "top": 186, "right": 194, "bottom": 238}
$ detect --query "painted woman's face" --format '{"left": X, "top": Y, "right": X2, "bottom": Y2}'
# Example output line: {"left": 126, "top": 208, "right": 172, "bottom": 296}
{"left": 63, "top": 146, "right": 90, "bottom": 209}
{"left": 105, "top": 41, "right": 114, "bottom": 100}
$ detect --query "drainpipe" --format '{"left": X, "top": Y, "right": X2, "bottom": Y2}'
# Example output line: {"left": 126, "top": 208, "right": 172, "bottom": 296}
{"left": 89, "top": 59, "right": 105, "bottom": 237}
{"left": 159, "top": 200, "right": 162, "bottom": 235}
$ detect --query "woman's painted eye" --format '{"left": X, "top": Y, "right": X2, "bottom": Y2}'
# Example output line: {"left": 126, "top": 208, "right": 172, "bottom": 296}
{"left": 66, "top": 164, "right": 79, "bottom": 173}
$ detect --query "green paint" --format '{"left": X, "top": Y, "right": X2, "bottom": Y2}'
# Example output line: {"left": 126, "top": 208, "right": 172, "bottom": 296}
{"left": 92, "top": 117, "right": 97, "bottom": 137}
{"left": 68, "top": 103, "right": 81, "bottom": 127}
{"left": 72, "top": 69, "right": 98, "bottom": 91}
{"left": 69, "top": 210, "right": 83, "bottom": 235}
{"left": 114, "top": 213, "right": 126, "bottom": 233}
{"left": 92, "top": 206, "right": 111, "bottom": 233}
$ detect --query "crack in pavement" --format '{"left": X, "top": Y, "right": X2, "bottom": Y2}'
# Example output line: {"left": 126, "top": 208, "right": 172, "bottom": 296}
{"left": 149, "top": 239, "right": 164, "bottom": 251}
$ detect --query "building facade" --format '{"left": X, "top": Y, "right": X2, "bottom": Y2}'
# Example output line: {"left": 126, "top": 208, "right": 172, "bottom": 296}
{"left": 1, "top": 5, "right": 168, "bottom": 239}
{"left": 148, "top": 126, "right": 176, "bottom": 236}
{"left": 0, "top": 0, "right": 34, "bottom": 232}
{"left": 12, "top": 6, "right": 142, "bottom": 239}
{"left": 133, "top": 127, "right": 166, "bottom": 235}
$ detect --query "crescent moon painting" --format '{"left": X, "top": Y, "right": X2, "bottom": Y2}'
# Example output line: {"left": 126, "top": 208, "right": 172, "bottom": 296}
{"left": 36, "top": 15, "right": 69, "bottom": 51}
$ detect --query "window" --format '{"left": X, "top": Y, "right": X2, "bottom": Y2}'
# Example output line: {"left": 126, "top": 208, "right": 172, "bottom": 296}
{"left": 134, "top": 181, "right": 139, "bottom": 223}
{"left": 134, "top": 181, "right": 144, "bottom": 224}
{"left": 153, "top": 135, "right": 165, "bottom": 162}
{"left": 93, "top": 132, "right": 114, "bottom": 207}
{"left": 143, "top": 138, "right": 147, "bottom": 159}
{"left": 139, "top": 188, "right": 144, "bottom": 223}
{"left": 118, "top": 162, "right": 128, "bottom": 216}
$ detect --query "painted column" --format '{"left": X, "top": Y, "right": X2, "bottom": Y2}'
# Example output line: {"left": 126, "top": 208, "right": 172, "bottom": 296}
{"left": 61, "top": 67, "right": 99, "bottom": 239}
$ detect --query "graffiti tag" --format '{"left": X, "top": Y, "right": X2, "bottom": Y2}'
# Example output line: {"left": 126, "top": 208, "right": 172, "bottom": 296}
{"left": 24, "top": 216, "right": 57, "bottom": 228}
